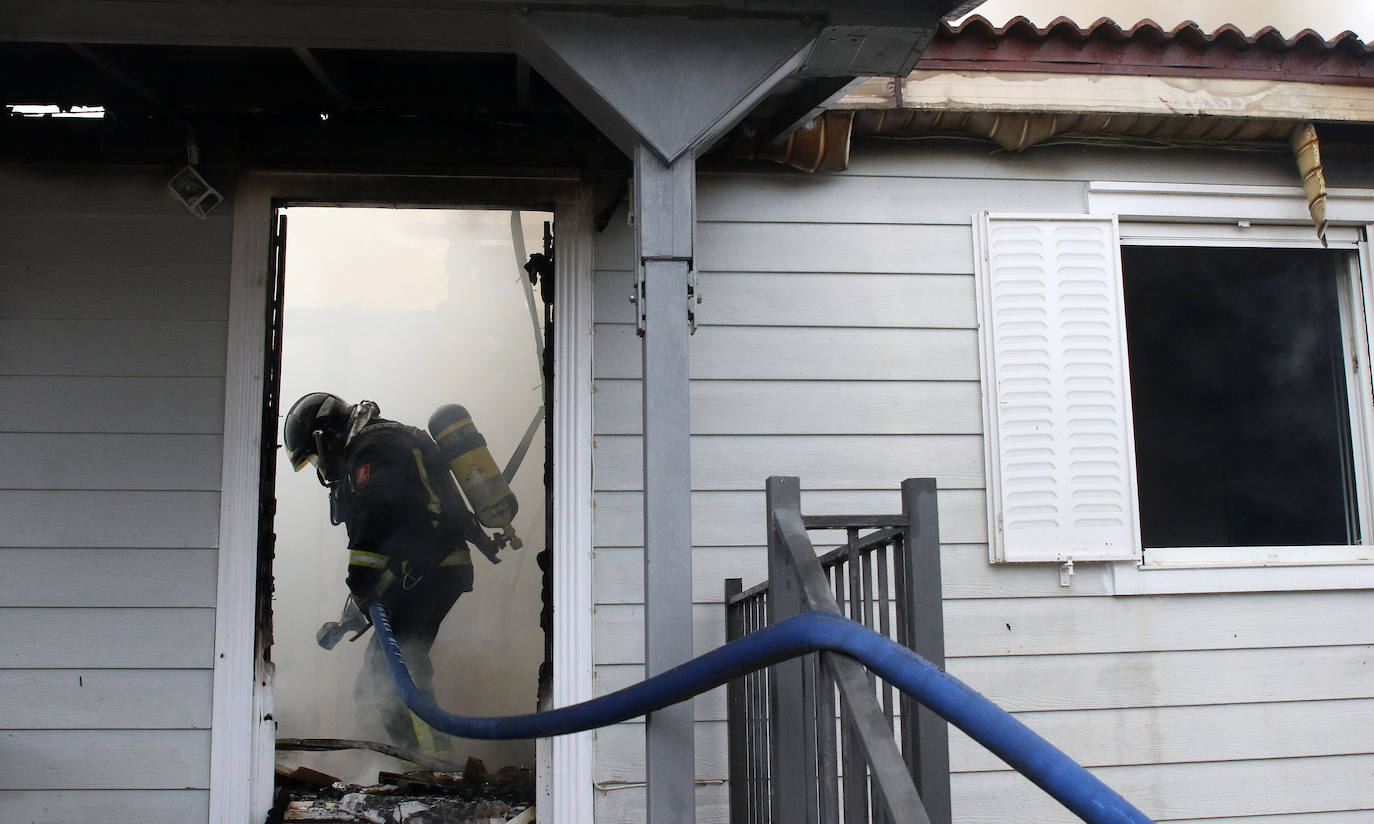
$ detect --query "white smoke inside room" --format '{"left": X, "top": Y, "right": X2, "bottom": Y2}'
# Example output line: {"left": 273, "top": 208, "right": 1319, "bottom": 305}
{"left": 271, "top": 206, "right": 550, "bottom": 785}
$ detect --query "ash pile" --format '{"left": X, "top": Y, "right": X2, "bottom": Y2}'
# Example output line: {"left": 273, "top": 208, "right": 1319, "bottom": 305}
{"left": 273, "top": 755, "right": 535, "bottom": 824}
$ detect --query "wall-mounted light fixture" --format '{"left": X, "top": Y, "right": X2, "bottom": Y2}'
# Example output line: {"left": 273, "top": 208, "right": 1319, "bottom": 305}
{"left": 167, "top": 163, "right": 223, "bottom": 219}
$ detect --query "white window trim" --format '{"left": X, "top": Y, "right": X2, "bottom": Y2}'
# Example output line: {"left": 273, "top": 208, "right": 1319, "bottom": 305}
{"left": 1081, "top": 181, "right": 1374, "bottom": 594}
{"left": 211, "top": 172, "right": 596, "bottom": 823}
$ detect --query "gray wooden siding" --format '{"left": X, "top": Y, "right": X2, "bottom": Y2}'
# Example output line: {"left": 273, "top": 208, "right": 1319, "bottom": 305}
{"left": 0, "top": 164, "right": 232, "bottom": 823}
{"left": 589, "top": 144, "right": 1374, "bottom": 821}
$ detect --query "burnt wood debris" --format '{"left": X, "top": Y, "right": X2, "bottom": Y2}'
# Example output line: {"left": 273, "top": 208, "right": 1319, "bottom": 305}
{"left": 273, "top": 748, "right": 534, "bottom": 823}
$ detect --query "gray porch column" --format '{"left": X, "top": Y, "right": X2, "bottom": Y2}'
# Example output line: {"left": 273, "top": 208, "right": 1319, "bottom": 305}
{"left": 510, "top": 8, "right": 946, "bottom": 819}
{"left": 512, "top": 15, "right": 818, "bottom": 819}
{"left": 635, "top": 142, "right": 697, "bottom": 819}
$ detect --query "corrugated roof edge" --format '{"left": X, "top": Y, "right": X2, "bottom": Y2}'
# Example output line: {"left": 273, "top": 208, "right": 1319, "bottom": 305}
{"left": 941, "top": 14, "right": 1372, "bottom": 55}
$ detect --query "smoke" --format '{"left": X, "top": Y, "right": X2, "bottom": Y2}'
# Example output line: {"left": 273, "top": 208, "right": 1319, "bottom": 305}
{"left": 272, "top": 207, "right": 550, "bottom": 784}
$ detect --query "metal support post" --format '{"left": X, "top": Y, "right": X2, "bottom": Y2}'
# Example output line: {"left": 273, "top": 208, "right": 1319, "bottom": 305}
{"left": 765, "top": 476, "right": 816, "bottom": 823}
{"left": 901, "top": 478, "right": 951, "bottom": 824}
{"left": 636, "top": 143, "right": 696, "bottom": 823}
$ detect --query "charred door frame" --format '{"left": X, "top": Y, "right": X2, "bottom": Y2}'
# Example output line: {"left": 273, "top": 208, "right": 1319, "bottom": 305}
{"left": 213, "top": 171, "right": 595, "bottom": 824}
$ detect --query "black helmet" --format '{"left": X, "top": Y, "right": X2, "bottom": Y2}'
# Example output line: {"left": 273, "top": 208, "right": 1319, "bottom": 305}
{"left": 283, "top": 392, "right": 354, "bottom": 481}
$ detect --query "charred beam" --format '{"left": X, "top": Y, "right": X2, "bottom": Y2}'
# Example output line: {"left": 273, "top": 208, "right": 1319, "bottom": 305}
{"left": 293, "top": 47, "right": 350, "bottom": 107}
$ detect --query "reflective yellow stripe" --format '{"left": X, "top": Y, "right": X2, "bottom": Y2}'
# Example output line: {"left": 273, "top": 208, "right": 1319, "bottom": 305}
{"left": 411, "top": 449, "right": 444, "bottom": 516}
{"left": 432, "top": 416, "right": 473, "bottom": 443}
{"left": 348, "top": 550, "right": 388, "bottom": 569}
{"left": 410, "top": 711, "right": 437, "bottom": 755}
{"left": 372, "top": 569, "right": 396, "bottom": 597}
{"left": 440, "top": 548, "right": 472, "bottom": 567}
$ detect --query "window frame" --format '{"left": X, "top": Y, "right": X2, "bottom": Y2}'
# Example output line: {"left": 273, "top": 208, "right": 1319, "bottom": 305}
{"left": 1119, "top": 227, "right": 1373, "bottom": 569}
{"left": 1084, "top": 181, "right": 1374, "bottom": 593}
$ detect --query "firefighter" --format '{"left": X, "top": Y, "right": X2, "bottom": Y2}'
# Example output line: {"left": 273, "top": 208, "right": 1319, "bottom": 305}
{"left": 283, "top": 391, "right": 495, "bottom": 756}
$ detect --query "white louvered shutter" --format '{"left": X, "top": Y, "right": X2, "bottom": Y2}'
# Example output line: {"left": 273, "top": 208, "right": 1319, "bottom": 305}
{"left": 976, "top": 214, "right": 1141, "bottom": 563}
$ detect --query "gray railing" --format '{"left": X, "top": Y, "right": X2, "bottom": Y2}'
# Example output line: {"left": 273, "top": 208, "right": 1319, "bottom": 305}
{"left": 725, "top": 477, "right": 949, "bottom": 824}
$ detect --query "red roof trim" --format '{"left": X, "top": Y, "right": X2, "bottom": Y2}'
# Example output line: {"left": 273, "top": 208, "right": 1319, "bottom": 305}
{"left": 926, "top": 15, "right": 1374, "bottom": 86}
{"left": 942, "top": 15, "right": 1372, "bottom": 52}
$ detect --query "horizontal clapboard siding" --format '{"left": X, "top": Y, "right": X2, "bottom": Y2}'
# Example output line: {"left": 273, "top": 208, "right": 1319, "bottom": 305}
{"left": 696, "top": 171, "right": 1086, "bottom": 225}
{"left": 594, "top": 379, "right": 983, "bottom": 435}
{"left": 948, "top": 698, "right": 1374, "bottom": 773}
{"left": 3, "top": 262, "right": 230, "bottom": 320}
{"left": 594, "top": 221, "right": 974, "bottom": 274}
{"left": 0, "top": 730, "right": 210, "bottom": 789}
{"left": 951, "top": 754, "right": 1374, "bottom": 823}
{"left": 0, "top": 670, "right": 213, "bottom": 729}
{"left": 0, "top": 790, "right": 210, "bottom": 824}
{"left": 0, "top": 319, "right": 228, "bottom": 377}
{"left": 594, "top": 324, "right": 980, "bottom": 380}
{"left": 595, "top": 270, "right": 978, "bottom": 328}
{"left": 4, "top": 608, "right": 217, "bottom": 669}
{"left": 0, "top": 548, "right": 219, "bottom": 607}
{"left": 0, "top": 377, "right": 225, "bottom": 433}
{"left": 597, "top": 704, "right": 1374, "bottom": 783}
{"left": 0, "top": 165, "right": 229, "bottom": 216}
{"left": 948, "top": 645, "right": 1374, "bottom": 712}
{"left": 0, "top": 490, "right": 221, "bottom": 547}
{"left": 597, "top": 722, "right": 728, "bottom": 780}
{"left": 596, "top": 784, "right": 729, "bottom": 824}
{"left": 0, "top": 165, "right": 230, "bottom": 816}
{"left": 593, "top": 644, "right": 1374, "bottom": 722}
{"left": 942, "top": 591, "right": 1374, "bottom": 657}
{"left": 0, "top": 434, "right": 223, "bottom": 490}
{"left": 588, "top": 143, "right": 1374, "bottom": 822}
{"left": 592, "top": 489, "right": 987, "bottom": 547}
{"left": 593, "top": 434, "right": 984, "bottom": 491}
{"left": 593, "top": 592, "right": 1374, "bottom": 663}
{"left": 0, "top": 213, "right": 231, "bottom": 271}
{"left": 1162, "top": 813, "right": 1374, "bottom": 824}
{"left": 592, "top": 543, "right": 1114, "bottom": 604}
{"left": 840, "top": 141, "right": 1305, "bottom": 185}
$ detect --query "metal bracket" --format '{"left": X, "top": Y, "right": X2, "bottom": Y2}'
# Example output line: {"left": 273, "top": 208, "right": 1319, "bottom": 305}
{"left": 631, "top": 264, "right": 647, "bottom": 336}
{"left": 632, "top": 256, "right": 698, "bottom": 336}
{"left": 687, "top": 266, "right": 701, "bottom": 335}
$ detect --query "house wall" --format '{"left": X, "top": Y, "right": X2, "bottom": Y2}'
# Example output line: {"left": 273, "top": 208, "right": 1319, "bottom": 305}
{"left": 0, "top": 164, "right": 231, "bottom": 823}
{"left": 588, "top": 142, "right": 1374, "bottom": 822}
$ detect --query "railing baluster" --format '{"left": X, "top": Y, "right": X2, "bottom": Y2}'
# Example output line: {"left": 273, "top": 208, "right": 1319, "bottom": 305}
{"left": 727, "top": 478, "right": 944, "bottom": 824}
{"left": 859, "top": 534, "right": 886, "bottom": 824}
{"left": 726, "top": 579, "right": 747, "bottom": 824}
{"left": 838, "top": 527, "right": 867, "bottom": 823}
{"left": 846, "top": 529, "right": 862, "bottom": 627}
{"left": 745, "top": 594, "right": 758, "bottom": 824}
{"left": 754, "top": 594, "right": 769, "bottom": 824}
{"left": 816, "top": 648, "right": 840, "bottom": 824}
{"left": 876, "top": 543, "right": 895, "bottom": 731}
{"left": 803, "top": 651, "right": 821, "bottom": 822}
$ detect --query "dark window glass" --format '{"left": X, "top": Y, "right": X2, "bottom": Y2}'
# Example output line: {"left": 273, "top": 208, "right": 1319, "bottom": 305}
{"left": 1121, "top": 246, "right": 1358, "bottom": 548}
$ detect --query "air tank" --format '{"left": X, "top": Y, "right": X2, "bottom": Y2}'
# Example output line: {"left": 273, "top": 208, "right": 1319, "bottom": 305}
{"left": 428, "top": 403, "right": 521, "bottom": 549}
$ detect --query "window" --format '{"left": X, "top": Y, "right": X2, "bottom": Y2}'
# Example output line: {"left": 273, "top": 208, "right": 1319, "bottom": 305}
{"left": 1123, "top": 245, "right": 1359, "bottom": 551}
{"left": 976, "top": 211, "right": 1374, "bottom": 580}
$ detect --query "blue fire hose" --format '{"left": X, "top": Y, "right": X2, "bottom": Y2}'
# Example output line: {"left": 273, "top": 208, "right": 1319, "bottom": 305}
{"left": 370, "top": 601, "right": 1152, "bottom": 824}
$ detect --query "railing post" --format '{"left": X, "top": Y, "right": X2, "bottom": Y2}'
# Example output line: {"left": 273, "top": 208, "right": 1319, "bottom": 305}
{"left": 765, "top": 476, "right": 816, "bottom": 823}
{"left": 901, "top": 477, "right": 951, "bottom": 824}
{"left": 725, "top": 579, "right": 748, "bottom": 824}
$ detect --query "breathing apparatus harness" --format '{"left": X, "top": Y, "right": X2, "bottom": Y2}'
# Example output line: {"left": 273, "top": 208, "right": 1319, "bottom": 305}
{"left": 315, "top": 399, "right": 380, "bottom": 526}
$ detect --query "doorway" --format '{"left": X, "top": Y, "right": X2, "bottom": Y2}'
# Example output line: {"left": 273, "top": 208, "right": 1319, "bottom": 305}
{"left": 264, "top": 205, "right": 552, "bottom": 785}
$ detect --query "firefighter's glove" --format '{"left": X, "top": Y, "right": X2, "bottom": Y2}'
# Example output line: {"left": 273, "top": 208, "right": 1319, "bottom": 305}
{"left": 316, "top": 594, "right": 371, "bottom": 650}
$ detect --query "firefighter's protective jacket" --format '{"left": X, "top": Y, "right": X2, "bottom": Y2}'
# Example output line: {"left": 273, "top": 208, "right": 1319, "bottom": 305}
{"left": 334, "top": 420, "right": 476, "bottom": 600}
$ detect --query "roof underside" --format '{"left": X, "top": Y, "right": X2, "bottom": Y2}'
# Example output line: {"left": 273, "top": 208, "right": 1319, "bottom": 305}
{"left": 0, "top": 42, "right": 621, "bottom": 170}
{"left": 5, "top": 8, "right": 1374, "bottom": 170}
